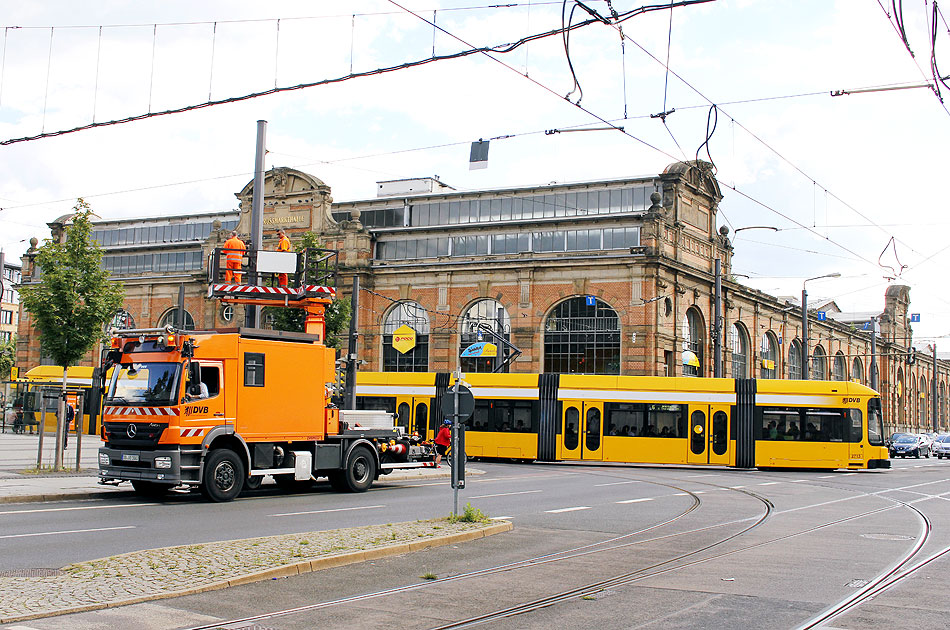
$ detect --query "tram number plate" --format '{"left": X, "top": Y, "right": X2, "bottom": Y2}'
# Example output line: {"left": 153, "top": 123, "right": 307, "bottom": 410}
{"left": 121, "top": 453, "right": 140, "bottom": 462}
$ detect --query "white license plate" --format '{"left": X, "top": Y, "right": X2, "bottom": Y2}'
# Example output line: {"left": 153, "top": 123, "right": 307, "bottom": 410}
{"left": 121, "top": 453, "right": 139, "bottom": 462}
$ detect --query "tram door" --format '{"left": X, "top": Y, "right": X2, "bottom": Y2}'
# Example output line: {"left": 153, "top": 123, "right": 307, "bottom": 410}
{"left": 396, "top": 398, "right": 430, "bottom": 439}
{"left": 561, "top": 401, "right": 604, "bottom": 461}
{"left": 687, "top": 404, "right": 731, "bottom": 466}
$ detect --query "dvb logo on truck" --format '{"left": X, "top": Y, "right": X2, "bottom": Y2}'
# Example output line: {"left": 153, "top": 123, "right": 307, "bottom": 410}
{"left": 184, "top": 406, "right": 209, "bottom": 416}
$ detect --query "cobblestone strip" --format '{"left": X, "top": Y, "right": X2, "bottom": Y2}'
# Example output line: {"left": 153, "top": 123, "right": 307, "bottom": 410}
{"left": 0, "top": 519, "right": 512, "bottom": 624}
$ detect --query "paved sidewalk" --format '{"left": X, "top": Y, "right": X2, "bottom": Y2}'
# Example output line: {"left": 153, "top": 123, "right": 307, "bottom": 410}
{"left": 0, "top": 517, "right": 512, "bottom": 624}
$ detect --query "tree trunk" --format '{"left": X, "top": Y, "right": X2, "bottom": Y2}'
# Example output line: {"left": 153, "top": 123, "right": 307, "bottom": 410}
{"left": 54, "top": 368, "right": 66, "bottom": 469}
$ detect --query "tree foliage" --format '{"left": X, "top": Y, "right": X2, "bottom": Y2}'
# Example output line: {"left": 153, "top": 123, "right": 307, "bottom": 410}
{"left": 264, "top": 231, "right": 351, "bottom": 348}
{"left": 0, "top": 336, "right": 15, "bottom": 380}
{"left": 18, "top": 200, "right": 125, "bottom": 368}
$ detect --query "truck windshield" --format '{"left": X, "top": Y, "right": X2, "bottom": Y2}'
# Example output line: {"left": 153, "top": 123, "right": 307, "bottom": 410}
{"left": 107, "top": 363, "right": 180, "bottom": 405}
{"left": 867, "top": 397, "right": 884, "bottom": 446}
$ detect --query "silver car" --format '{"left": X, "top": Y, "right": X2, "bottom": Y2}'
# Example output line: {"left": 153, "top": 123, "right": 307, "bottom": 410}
{"left": 933, "top": 435, "right": 950, "bottom": 459}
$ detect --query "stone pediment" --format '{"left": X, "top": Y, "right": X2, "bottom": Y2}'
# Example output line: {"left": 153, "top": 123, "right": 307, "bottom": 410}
{"left": 235, "top": 167, "right": 335, "bottom": 235}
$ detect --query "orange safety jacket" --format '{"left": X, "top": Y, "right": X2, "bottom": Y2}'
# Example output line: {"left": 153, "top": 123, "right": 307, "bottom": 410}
{"left": 223, "top": 236, "right": 246, "bottom": 263}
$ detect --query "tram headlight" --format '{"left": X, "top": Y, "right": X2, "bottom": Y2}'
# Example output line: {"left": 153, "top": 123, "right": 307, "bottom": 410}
{"left": 98, "top": 453, "right": 110, "bottom": 466}
{"left": 154, "top": 456, "right": 172, "bottom": 469}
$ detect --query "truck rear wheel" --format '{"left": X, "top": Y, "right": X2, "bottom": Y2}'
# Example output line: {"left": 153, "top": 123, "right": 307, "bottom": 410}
{"left": 343, "top": 446, "right": 376, "bottom": 493}
{"left": 201, "top": 449, "right": 244, "bottom": 502}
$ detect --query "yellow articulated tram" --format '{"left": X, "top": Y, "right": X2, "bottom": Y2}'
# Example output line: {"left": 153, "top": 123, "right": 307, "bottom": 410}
{"left": 354, "top": 373, "right": 890, "bottom": 470}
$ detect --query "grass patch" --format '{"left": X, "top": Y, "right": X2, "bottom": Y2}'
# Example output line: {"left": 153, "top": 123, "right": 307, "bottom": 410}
{"left": 421, "top": 572, "right": 437, "bottom": 580}
{"left": 448, "top": 503, "right": 489, "bottom": 523}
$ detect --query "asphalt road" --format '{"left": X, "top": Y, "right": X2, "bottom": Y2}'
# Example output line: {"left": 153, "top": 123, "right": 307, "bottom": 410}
{"left": 5, "top": 457, "right": 950, "bottom": 630}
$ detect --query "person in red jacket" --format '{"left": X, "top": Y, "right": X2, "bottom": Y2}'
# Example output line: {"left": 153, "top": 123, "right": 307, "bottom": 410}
{"left": 434, "top": 419, "right": 452, "bottom": 467}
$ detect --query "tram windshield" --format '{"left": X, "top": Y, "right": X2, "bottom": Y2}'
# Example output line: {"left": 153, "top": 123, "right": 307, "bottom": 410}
{"left": 867, "top": 397, "right": 884, "bottom": 446}
{"left": 106, "top": 363, "right": 181, "bottom": 406}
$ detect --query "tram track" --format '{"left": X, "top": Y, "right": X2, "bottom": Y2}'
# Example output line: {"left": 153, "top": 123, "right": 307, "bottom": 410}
{"left": 180, "top": 464, "right": 950, "bottom": 630}
{"left": 184, "top": 470, "right": 776, "bottom": 630}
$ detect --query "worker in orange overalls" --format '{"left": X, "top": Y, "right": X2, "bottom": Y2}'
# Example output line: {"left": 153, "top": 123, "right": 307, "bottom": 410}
{"left": 276, "top": 228, "right": 292, "bottom": 287}
{"left": 223, "top": 230, "right": 246, "bottom": 283}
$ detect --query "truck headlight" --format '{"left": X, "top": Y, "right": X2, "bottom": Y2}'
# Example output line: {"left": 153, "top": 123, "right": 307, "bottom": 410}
{"left": 99, "top": 453, "right": 110, "bottom": 466}
{"left": 154, "top": 456, "right": 172, "bottom": 469}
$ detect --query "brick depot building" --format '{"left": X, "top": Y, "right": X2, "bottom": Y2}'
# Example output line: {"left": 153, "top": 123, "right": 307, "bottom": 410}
{"left": 16, "top": 161, "right": 950, "bottom": 435}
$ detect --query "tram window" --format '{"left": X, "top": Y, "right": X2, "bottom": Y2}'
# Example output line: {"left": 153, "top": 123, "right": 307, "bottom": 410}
{"left": 356, "top": 396, "right": 397, "bottom": 415}
{"left": 605, "top": 402, "right": 645, "bottom": 436}
{"left": 712, "top": 411, "right": 728, "bottom": 455}
{"left": 415, "top": 403, "right": 428, "bottom": 436}
{"left": 471, "top": 403, "right": 490, "bottom": 431}
{"left": 648, "top": 404, "right": 686, "bottom": 438}
{"left": 565, "top": 407, "right": 580, "bottom": 450}
{"left": 867, "top": 399, "right": 884, "bottom": 446}
{"left": 397, "top": 402, "right": 410, "bottom": 432}
{"left": 758, "top": 406, "right": 854, "bottom": 442}
{"left": 472, "top": 400, "right": 537, "bottom": 432}
{"left": 585, "top": 407, "right": 601, "bottom": 451}
{"left": 690, "top": 410, "right": 705, "bottom": 454}
{"left": 849, "top": 409, "right": 863, "bottom": 443}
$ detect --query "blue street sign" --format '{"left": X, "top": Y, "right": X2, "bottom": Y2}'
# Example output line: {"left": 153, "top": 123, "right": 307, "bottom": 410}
{"left": 911, "top": 313, "right": 921, "bottom": 322}
{"left": 862, "top": 322, "right": 871, "bottom": 330}
{"left": 585, "top": 296, "right": 596, "bottom": 306}
{"left": 816, "top": 312, "right": 826, "bottom": 321}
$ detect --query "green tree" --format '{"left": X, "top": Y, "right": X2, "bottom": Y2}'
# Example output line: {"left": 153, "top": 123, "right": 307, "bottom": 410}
{"left": 0, "top": 336, "right": 15, "bottom": 380}
{"left": 264, "top": 231, "right": 351, "bottom": 348}
{"left": 19, "top": 200, "right": 124, "bottom": 467}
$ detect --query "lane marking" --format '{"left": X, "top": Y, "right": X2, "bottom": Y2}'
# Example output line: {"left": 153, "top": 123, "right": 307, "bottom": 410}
{"left": 545, "top": 506, "right": 591, "bottom": 513}
{"left": 469, "top": 490, "right": 542, "bottom": 499}
{"left": 758, "top": 482, "right": 779, "bottom": 486}
{"left": 490, "top": 516, "right": 513, "bottom": 520}
{"left": 0, "top": 525, "right": 135, "bottom": 539}
{"left": 791, "top": 480, "right": 808, "bottom": 483}
{"left": 730, "top": 485, "right": 746, "bottom": 489}
{"left": 694, "top": 491, "right": 706, "bottom": 494}
{"left": 616, "top": 498, "right": 654, "bottom": 504}
{"left": 673, "top": 492, "right": 689, "bottom": 496}
{"left": 272, "top": 505, "right": 384, "bottom": 517}
{"left": 594, "top": 480, "right": 641, "bottom": 487}
{"left": 0, "top": 503, "right": 151, "bottom": 516}
{"left": 818, "top": 475, "right": 835, "bottom": 478}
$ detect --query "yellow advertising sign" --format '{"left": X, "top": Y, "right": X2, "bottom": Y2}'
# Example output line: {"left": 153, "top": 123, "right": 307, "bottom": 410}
{"left": 392, "top": 325, "right": 417, "bottom": 354}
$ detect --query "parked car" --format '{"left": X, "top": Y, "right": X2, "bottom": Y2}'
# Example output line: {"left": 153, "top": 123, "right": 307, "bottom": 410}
{"left": 886, "top": 432, "right": 909, "bottom": 448}
{"left": 933, "top": 435, "right": 950, "bottom": 459}
{"left": 889, "top": 434, "right": 928, "bottom": 458}
{"left": 917, "top": 433, "right": 935, "bottom": 456}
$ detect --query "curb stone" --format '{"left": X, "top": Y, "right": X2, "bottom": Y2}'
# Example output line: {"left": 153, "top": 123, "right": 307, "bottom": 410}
{"left": 0, "top": 521, "right": 513, "bottom": 624}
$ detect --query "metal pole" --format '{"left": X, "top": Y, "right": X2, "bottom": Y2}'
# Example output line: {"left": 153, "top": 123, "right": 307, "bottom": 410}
{"left": 344, "top": 275, "right": 359, "bottom": 410}
{"left": 933, "top": 343, "right": 938, "bottom": 433}
{"left": 74, "top": 392, "right": 82, "bottom": 472}
{"left": 801, "top": 287, "right": 809, "bottom": 380}
{"left": 870, "top": 317, "right": 878, "bottom": 391}
{"left": 452, "top": 375, "right": 460, "bottom": 517}
{"left": 713, "top": 258, "right": 722, "bottom": 378}
{"left": 246, "top": 119, "right": 267, "bottom": 328}
{"left": 495, "top": 306, "right": 504, "bottom": 373}
{"left": 176, "top": 284, "right": 185, "bottom": 329}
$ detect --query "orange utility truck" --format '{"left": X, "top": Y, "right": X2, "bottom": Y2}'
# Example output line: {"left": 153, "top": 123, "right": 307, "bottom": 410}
{"left": 98, "top": 247, "right": 435, "bottom": 501}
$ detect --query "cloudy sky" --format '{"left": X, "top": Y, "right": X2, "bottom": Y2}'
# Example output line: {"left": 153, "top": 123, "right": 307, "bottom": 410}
{"left": 1, "top": 0, "right": 948, "bottom": 343}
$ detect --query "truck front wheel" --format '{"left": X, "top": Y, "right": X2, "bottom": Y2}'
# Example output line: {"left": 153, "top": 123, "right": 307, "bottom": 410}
{"left": 343, "top": 446, "right": 376, "bottom": 492}
{"left": 201, "top": 449, "right": 244, "bottom": 502}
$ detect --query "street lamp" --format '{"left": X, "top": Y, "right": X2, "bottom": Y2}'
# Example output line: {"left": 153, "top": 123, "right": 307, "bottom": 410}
{"left": 801, "top": 272, "right": 841, "bottom": 380}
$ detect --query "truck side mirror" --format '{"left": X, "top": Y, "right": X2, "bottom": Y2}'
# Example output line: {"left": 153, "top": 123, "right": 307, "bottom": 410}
{"left": 188, "top": 362, "right": 202, "bottom": 395}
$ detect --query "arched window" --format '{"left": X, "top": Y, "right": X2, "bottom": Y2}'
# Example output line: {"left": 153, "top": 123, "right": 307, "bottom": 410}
{"left": 811, "top": 345, "right": 827, "bottom": 380}
{"left": 851, "top": 357, "right": 864, "bottom": 384}
{"left": 788, "top": 339, "right": 803, "bottom": 380}
{"left": 833, "top": 351, "right": 847, "bottom": 381}
{"left": 910, "top": 377, "right": 918, "bottom": 428}
{"left": 459, "top": 299, "right": 511, "bottom": 373}
{"left": 941, "top": 382, "right": 947, "bottom": 430}
{"left": 760, "top": 332, "right": 778, "bottom": 379}
{"left": 681, "top": 308, "right": 704, "bottom": 377}
{"left": 920, "top": 376, "right": 928, "bottom": 426}
{"left": 382, "top": 301, "right": 429, "bottom": 372}
{"left": 730, "top": 323, "right": 749, "bottom": 379}
{"left": 544, "top": 297, "right": 620, "bottom": 374}
{"left": 897, "top": 368, "right": 905, "bottom": 426}
{"left": 158, "top": 308, "right": 195, "bottom": 330}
